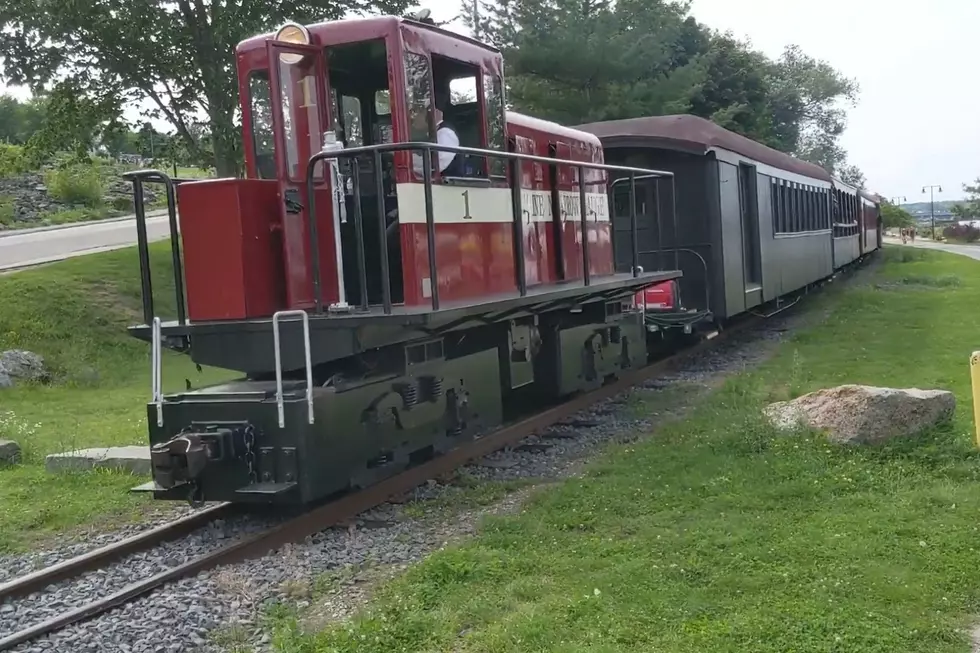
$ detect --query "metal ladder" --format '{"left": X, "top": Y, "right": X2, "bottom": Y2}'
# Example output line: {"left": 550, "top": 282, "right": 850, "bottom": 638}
{"left": 272, "top": 310, "right": 315, "bottom": 428}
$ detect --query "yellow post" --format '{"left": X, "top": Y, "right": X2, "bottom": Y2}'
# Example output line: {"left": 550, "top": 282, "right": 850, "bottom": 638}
{"left": 972, "top": 352, "right": 980, "bottom": 448}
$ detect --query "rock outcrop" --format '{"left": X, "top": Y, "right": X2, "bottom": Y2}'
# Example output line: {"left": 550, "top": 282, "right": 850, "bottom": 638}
{"left": 0, "top": 439, "right": 21, "bottom": 465}
{"left": 0, "top": 172, "right": 157, "bottom": 229}
{"left": 0, "top": 350, "right": 49, "bottom": 388}
{"left": 764, "top": 384, "right": 955, "bottom": 444}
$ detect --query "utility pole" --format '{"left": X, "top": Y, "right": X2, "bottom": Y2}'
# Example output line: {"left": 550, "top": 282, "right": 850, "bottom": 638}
{"left": 471, "top": 0, "right": 480, "bottom": 38}
{"left": 922, "top": 184, "right": 942, "bottom": 239}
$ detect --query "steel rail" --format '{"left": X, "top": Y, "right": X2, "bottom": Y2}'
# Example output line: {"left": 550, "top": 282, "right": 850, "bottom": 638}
{"left": 0, "top": 502, "right": 234, "bottom": 603}
{"left": 0, "top": 315, "right": 767, "bottom": 652}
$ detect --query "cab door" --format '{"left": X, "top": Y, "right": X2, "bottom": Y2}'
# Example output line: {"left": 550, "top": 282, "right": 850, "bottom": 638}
{"left": 268, "top": 42, "right": 336, "bottom": 309}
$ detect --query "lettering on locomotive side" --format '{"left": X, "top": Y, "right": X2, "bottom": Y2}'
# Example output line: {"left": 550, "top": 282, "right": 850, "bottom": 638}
{"left": 558, "top": 192, "right": 609, "bottom": 221}
{"left": 522, "top": 190, "right": 553, "bottom": 221}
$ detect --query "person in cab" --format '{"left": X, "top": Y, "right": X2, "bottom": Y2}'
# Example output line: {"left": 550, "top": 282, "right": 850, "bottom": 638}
{"left": 411, "top": 85, "right": 461, "bottom": 177}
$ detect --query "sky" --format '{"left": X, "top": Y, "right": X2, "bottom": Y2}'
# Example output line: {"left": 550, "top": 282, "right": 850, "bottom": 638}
{"left": 2, "top": 0, "right": 976, "bottom": 201}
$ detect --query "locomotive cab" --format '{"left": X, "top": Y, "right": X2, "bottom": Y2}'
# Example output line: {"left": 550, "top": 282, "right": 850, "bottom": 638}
{"left": 174, "top": 15, "right": 511, "bottom": 321}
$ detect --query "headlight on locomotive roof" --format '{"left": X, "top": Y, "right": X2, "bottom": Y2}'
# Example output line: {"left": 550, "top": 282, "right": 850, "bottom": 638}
{"left": 275, "top": 22, "right": 311, "bottom": 47}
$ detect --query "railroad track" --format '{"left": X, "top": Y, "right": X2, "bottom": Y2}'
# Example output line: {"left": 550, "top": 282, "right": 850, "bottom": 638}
{"left": 0, "top": 312, "right": 763, "bottom": 652}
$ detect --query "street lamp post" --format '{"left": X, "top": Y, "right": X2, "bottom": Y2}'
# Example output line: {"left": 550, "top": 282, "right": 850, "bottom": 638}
{"left": 922, "top": 184, "right": 942, "bottom": 239}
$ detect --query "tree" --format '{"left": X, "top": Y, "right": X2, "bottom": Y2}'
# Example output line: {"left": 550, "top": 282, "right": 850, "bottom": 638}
{"left": 881, "top": 201, "right": 914, "bottom": 229}
{"left": 837, "top": 163, "right": 866, "bottom": 189}
{"left": 687, "top": 30, "right": 800, "bottom": 152}
{"left": 0, "top": 0, "right": 411, "bottom": 176}
{"left": 772, "top": 45, "right": 859, "bottom": 173}
{"left": 950, "top": 178, "right": 980, "bottom": 220}
{"left": 467, "top": 0, "right": 859, "bottom": 164}
{"left": 0, "top": 94, "right": 45, "bottom": 145}
{"left": 469, "top": 0, "right": 705, "bottom": 126}
{"left": 22, "top": 81, "right": 126, "bottom": 162}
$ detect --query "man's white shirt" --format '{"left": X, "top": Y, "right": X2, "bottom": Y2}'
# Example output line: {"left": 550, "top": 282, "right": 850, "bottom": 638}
{"left": 412, "top": 125, "right": 459, "bottom": 175}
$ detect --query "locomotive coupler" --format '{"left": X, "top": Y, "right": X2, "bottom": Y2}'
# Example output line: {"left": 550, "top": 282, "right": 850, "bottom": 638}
{"left": 150, "top": 433, "right": 209, "bottom": 488}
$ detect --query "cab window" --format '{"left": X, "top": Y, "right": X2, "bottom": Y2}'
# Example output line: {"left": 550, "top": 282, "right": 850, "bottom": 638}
{"left": 248, "top": 72, "right": 276, "bottom": 179}
{"left": 326, "top": 39, "right": 390, "bottom": 149}
{"left": 483, "top": 73, "right": 506, "bottom": 177}
{"left": 432, "top": 54, "right": 486, "bottom": 178}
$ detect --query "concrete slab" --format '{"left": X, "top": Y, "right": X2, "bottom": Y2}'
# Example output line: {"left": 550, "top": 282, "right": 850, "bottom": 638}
{"left": 45, "top": 446, "right": 151, "bottom": 475}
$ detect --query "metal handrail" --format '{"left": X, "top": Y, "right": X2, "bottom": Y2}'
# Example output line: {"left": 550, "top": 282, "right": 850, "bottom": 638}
{"left": 121, "top": 169, "right": 187, "bottom": 326}
{"left": 638, "top": 247, "right": 712, "bottom": 312}
{"left": 609, "top": 173, "right": 674, "bottom": 279}
{"left": 272, "top": 310, "right": 314, "bottom": 428}
{"left": 305, "top": 141, "right": 677, "bottom": 316}
{"left": 151, "top": 316, "right": 163, "bottom": 427}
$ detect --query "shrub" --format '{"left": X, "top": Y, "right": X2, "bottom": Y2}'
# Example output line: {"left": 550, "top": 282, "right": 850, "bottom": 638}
{"left": 0, "top": 143, "right": 27, "bottom": 178}
{"left": 43, "top": 163, "right": 104, "bottom": 208}
{"left": 0, "top": 195, "right": 14, "bottom": 226}
{"left": 941, "top": 224, "right": 980, "bottom": 243}
{"left": 110, "top": 196, "right": 133, "bottom": 212}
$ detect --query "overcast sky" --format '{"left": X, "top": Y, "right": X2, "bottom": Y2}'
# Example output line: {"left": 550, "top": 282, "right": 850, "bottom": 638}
{"left": 3, "top": 1, "right": 975, "bottom": 201}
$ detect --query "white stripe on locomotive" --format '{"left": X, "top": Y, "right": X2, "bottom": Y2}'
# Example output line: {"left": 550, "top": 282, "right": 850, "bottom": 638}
{"left": 394, "top": 184, "right": 611, "bottom": 224}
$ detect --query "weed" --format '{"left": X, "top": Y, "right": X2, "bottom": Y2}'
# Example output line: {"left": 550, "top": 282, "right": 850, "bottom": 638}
{"left": 0, "top": 144, "right": 27, "bottom": 178}
{"left": 43, "top": 163, "right": 104, "bottom": 207}
{"left": 0, "top": 195, "right": 14, "bottom": 226}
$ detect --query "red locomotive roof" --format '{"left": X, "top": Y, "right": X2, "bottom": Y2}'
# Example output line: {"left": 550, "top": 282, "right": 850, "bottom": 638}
{"left": 235, "top": 16, "right": 501, "bottom": 56}
{"left": 508, "top": 111, "right": 602, "bottom": 149}
{"left": 576, "top": 114, "right": 832, "bottom": 182}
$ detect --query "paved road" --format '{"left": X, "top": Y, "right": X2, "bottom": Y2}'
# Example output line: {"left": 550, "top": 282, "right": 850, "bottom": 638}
{"left": 883, "top": 236, "right": 980, "bottom": 262}
{"left": 0, "top": 213, "right": 175, "bottom": 272}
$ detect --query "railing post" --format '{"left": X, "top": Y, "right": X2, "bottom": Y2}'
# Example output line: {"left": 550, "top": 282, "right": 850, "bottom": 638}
{"left": 422, "top": 147, "right": 439, "bottom": 310}
{"left": 654, "top": 180, "right": 663, "bottom": 271}
{"left": 510, "top": 156, "right": 527, "bottom": 297}
{"left": 349, "top": 157, "right": 369, "bottom": 312}
{"left": 670, "top": 177, "right": 680, "bottom": 271}
{"left": 161, "top": 176, "right": 185, "bottom": 326}
{"left": 373, "top": 150, "right": 392, "bottom": 315}
{"left": 131, "top": 178, "right": 155, "bottom": 325}
{"left": 306, "top": 154, "right": 324, "bottom": 314}
{"left": 629, "top": 171, "right": 638, "bottom": 278}
{"left": 578, "top": 165, "right": 590, "bottom": 286}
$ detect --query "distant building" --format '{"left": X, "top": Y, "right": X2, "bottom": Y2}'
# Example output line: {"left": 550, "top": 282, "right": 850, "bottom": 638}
{"left": 909, "top": 208, "right": 954, "bottom": 219}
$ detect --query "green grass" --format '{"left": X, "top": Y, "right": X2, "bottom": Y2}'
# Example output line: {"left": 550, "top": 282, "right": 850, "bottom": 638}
{"left": 0, "top": 241, "right": 232, "bottom": 552}
{"left": 266, "top": 245, "right": 980, "bottom": 653}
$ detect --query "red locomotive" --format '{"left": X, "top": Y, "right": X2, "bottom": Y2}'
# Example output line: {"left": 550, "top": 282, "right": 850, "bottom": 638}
{"left": 128, "top": 15, "right": 681, "bottom": 504}
{"left": 126, "top": 14, "right": 881, "bottom": 507}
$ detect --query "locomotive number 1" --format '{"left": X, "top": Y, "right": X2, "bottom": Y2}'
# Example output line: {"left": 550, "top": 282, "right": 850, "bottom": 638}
{"left": 462, "top": 190, "right": 473, "bottom": 219}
